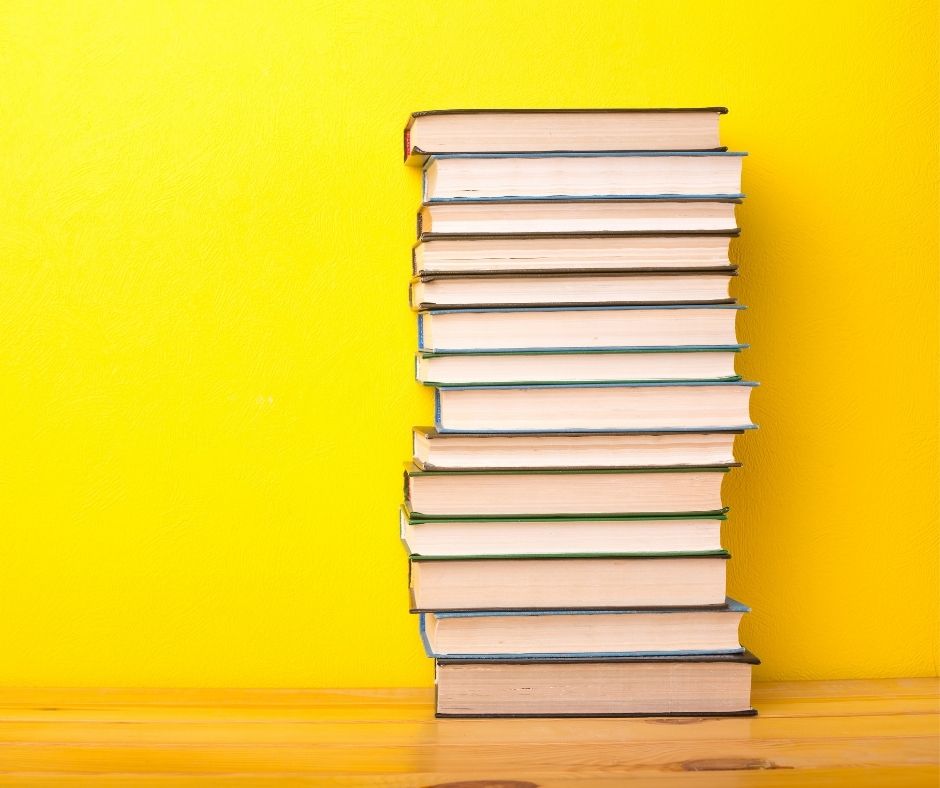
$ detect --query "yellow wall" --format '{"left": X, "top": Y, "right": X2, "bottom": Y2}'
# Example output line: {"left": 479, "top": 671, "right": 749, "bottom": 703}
{"left": 0, "top": 0, "right": 936, "bottom": 687}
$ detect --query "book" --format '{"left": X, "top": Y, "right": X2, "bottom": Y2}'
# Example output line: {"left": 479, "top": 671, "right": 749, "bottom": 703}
{"left": 401, "top": 106, "right": 758, "bottom": 720}
{"left": 412, "top": 231, "right": 737, "bottom": 275}
{"left": 410, "top": 270, "right": 735, "bottom": 309}
{"left": 420, "top": 599, "right": 748, "bottom": 658}
{"left": 410, "top": 553, "right": 730, "bottom": 610}
{"left": 412, "top": 427, "right": 742, "bottom": 470}
{"left": 417, "top": 199, "right": 740, "bottom": 236}
{"left": 434, "top": 651, "right": 759, "bottom": 717}
{"left": 433, "top": 381, "right": 756, "bottom": 432}
{"left": 423, "top": 152, "right": 745, "bottom": 202}
{"left": 401, "top": 505, "right": 727, "bottom": 557}
{"left": 415, "top": 346, "right": 743, "bottom": 386}
{"left": 404, "top": 463, "right": 730, "bottom": 517}
{"left": 404, "top": 108, "right": 728, "bottom": 164}
{"left": 418, "top": 304, "right": 743, "bottom": 352}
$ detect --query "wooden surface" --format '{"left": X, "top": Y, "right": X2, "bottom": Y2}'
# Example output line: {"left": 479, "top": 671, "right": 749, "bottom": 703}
{"left": 0, "top": 678, "right": 935, "bottom": 786}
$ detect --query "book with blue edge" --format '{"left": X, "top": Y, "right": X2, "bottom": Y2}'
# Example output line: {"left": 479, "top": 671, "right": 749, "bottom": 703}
{"left": 399, "top": 503, "right": 731, "bottom": 557}
{"left": 422, "top": 151, "right": 747, "bottom": 202}
{"left": 432, "top": 380, "right": 757, "bottom": 433}
{"left": 399, "top": 107, "right": 759, "bottom": 717}
{"left": 416, "top": 199, "right": 742, "bottom": 238}
{"left": 415, "top": 345, "right": 747, "bottom": 386}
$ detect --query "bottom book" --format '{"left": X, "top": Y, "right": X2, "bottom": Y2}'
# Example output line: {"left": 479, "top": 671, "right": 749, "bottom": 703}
{"left": 435, "top": 651, "right": 759, "bottom": 718}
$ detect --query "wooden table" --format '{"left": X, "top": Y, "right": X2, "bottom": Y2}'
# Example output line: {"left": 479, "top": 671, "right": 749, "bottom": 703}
{"left": 0, "top": 678, "right": 935, "bottom": 786}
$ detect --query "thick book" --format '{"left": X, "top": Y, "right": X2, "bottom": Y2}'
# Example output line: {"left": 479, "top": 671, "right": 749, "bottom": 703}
{"left": 412, "top": 231, "right": 738, "bottom": 275}
{"left": 418, "top": 304, "right": 743, "bottom": 352}
{"left": 420, "top": 599, "right": 748, "bottom": 658}
{"left": 410, "top": 270, "right": 735, "bottom": 309}
{"left": 415, "top": 346, "right": 743, "bottom": 386}
{"left": 412, "top": 427, "right": 743, "bottom": 470}
{"left": 404, "top": 108, "right": 728, "bottom": 165}
{"left": 417, "top": 199, "right": 740, "bottom": 236}
{"left": 409, "top": 553, "right": 730, "bottom": 611}
{"left": 434, "top": 651, "right": 759, "bottom": 717}
{"left": 433, "top": 381, "right": 757, "bottom": 433}
{"left": 401, "top": 504, "right": 728, "bottom": 557}
{"left": 423, "top": 152, "right": 745, "bottom": 202}
{"left": 404, "top": 463, "right": 730, "bottom": 517}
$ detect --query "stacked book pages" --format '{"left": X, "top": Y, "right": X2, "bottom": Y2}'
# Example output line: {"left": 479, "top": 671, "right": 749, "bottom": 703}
{"left": 401, "top": 108, "right": 758, "bottom": 718}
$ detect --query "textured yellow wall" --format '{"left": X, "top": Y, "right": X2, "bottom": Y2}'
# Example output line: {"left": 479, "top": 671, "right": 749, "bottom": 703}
{"left": 0, "top": 1, "right": 936, "bottom": 686}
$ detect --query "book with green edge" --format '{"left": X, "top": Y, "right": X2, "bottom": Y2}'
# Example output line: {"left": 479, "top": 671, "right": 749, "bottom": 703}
{"left": 417, "top": 345, "right": 746, "bottom": 358}
{"left": 432, "top": 379, "right": 757, "bottom": 433}
{"left": 404, "top": 462, "right": 732, "bottom": 519}
{"left": 409, "top": 552, "right": 732, "bottom": 611}
{"left": 410, "top": 550, "right": 730, "bottom": 562}
{"left": 399, "top": 502, "right": 732, "bottom": 560}
{"left": 400, "top": 501, "right": 729, "bottom": 524}
{"left": 404, "top": 461, "right": 733, "bottom": 476}
{"left": 419, "top": 599, "right": 750, "bottom": 660}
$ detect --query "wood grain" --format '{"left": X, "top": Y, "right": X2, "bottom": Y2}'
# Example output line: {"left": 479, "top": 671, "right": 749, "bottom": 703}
{"left": 0, "top": 679, "right": 934, "bottom": 785}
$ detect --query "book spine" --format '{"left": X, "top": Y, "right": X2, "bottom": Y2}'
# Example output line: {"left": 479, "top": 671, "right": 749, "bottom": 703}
{"left": 418, "top": 614, "right": 435, "bottom": 657}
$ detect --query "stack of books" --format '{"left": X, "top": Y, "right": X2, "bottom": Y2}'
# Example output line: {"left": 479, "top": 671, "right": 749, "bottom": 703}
{"left": 400, "top": 109, "right": 758, "bottom": 718}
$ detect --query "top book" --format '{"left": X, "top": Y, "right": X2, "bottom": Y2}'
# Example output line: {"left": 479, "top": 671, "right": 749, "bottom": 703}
{"left": 404, "top": 108, "right": 728, "bottom": 164}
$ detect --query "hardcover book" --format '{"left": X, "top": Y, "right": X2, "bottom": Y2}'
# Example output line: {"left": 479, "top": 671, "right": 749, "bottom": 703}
{"left": 423, "top": 151, "right": 746, "bottom": 202}
{"left": 404, "top": 462, "right": 732, "bottom": 517}
{"left": 433, "top": 380, "right": 757, "bottom": 432}
{"left": 419, "top": 599, "right": 748, "bottom": 658}
{"left": 401, "top": 504, "right": 729, "bottom": 557}
{"left": 417, "top": 303, "right": 743, "bottom": 352}
{"left": 410, "top": 552, "right": 731, "bottom": 610}
{"left": 417, "top": 198, "right": 740, "bottom": 236}
{"left": 404, "top": 108, "right": 728, "bottom": 164}
{"left": 412, "top": 230, "right": 738, "bottom": 276}
{"left": 412, "top": 426, "right": 744, "bottom": 469}
{"left": 434, "top": 651, "right": 759, "bottom": 718}
{"left": 415, "top": 346, "right": 744, "bottom": 386}
{"left": 410, "top": 269, "right": 736, "bottom": 309}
